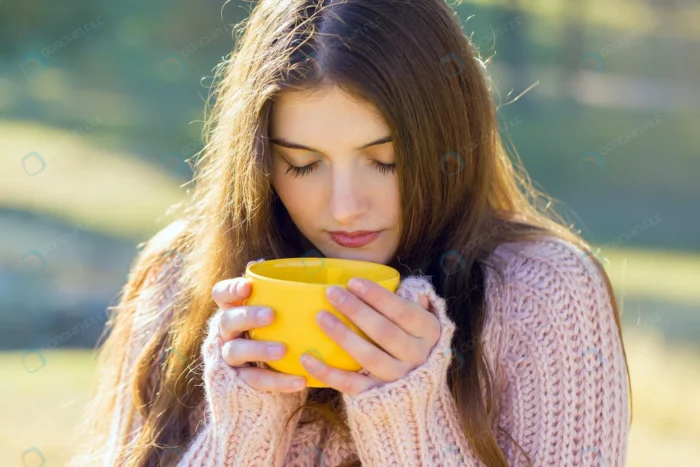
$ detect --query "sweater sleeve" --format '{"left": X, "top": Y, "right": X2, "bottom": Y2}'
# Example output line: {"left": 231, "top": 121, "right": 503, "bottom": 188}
{"left": 99, "top": 248, "right": 308, "bottom": 466}
{"left": 176, "top": 306, "right": 309, "bottom": 466}
{"left": 340, "top": 240, "right": 630, "bottom": 466}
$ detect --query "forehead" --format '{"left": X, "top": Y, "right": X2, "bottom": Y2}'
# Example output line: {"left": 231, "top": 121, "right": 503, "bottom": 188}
{"left": 269, "top": 86, "right": 390, "bottom": 149}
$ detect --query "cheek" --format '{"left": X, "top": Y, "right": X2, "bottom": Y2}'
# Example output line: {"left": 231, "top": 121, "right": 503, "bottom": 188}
{"left": 381, "top": 177, "right": 401, "bottom": 226}
{"left": 271, "top": 168, "right": 317, "bottom": 222}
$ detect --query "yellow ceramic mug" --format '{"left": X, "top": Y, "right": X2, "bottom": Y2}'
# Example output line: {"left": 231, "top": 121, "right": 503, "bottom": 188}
{"left": 245, "top": 257, "right": 400, "bottom": 387}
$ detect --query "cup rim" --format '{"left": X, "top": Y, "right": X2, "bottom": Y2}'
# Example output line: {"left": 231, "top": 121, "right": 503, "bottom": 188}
{"left": 245, "top": 257, "right": 400, "bottom": 286}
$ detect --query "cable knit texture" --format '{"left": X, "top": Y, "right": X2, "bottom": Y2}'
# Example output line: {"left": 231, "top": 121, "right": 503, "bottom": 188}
{"left": 100, "top": 231, "right": 630, "bottom": 466}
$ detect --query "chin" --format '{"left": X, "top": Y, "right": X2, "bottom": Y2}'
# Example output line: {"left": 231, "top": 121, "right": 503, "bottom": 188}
{"left": 333, "top": 251, "right": 387, "bottom": 264}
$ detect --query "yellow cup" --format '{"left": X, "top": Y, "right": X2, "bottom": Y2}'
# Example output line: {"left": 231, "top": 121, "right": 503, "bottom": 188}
{"left": 244, "top": 257, "right": 400, "bottom": 387}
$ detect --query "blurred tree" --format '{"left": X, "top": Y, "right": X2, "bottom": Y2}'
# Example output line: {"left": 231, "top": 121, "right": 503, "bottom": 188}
{"left": 558, "top": 0, "right": 588, "bottom": 106}
{"left": 496, "top": 0, "right": 535, "bottom": 114}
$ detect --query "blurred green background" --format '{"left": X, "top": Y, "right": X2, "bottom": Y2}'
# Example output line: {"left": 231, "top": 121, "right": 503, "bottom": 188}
{"left": 1, "top": 0, "right": 699, "bottom": 465}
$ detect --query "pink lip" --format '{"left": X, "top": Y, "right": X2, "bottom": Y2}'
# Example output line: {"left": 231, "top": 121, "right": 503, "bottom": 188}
{"left": 329, "top": 231, "right": 381, "bottom": 248}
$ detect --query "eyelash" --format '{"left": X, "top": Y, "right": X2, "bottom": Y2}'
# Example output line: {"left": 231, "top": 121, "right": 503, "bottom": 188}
{"left": 285, "top": 160, "right": 397, "bottom": 178}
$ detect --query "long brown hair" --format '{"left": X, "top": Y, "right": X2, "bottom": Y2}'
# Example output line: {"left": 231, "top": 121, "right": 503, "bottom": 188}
{"left": 68, "top": 1, "right": 632, "bottom": 466}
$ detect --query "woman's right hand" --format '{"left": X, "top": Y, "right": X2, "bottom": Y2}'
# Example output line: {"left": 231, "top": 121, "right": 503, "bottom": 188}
{"left": 211, "top": 270, "right": 307, "bottom": 394}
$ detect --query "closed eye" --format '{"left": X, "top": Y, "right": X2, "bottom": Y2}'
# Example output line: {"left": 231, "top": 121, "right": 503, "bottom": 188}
{"left": 285, "top": 160, "right": 397, "bottom": 178}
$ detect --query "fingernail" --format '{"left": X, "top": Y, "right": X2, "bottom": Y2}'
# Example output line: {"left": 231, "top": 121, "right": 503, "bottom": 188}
{"left": 318, "top": 310, "right": 337, "bottom": 329}
{"left": 257, "top": 308, "right": 272, "bottom": 323}
{"left": 326, "top": 286, "right": 347, "bottom": 304}
{"left": 301, "top": 353, "right": 316, "bottom": 366}
{"left": 292, "top": 378, "right": 306, "bottom": 389}
{"left": 348, "top": 278, "right": 366, "bottom": 295}
{"left": 267, "top": 343, "right": 285, "bottom": 359}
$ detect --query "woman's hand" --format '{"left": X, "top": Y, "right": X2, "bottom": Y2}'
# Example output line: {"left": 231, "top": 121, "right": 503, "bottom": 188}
{"left": 211, "top": 267, "right": 307, "bottom": 393}
{"left": 299, "top": 277, "right": 441, "bottom": 396}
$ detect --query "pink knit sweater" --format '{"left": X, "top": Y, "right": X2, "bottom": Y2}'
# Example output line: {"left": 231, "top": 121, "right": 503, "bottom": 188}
{"left": 100, "top": 234, "right": 630, "bottom": 466}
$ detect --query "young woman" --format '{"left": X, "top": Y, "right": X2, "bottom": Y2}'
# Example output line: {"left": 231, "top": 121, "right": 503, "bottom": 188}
{"left": 69, "top": 0, "right": 631, "bottom": 466}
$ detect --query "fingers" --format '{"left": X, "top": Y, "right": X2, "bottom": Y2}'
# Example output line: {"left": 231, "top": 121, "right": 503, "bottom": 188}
{"left": 221, "top": 338, "right": 287, "bottom": 367}
{"left": 326, "top": 285, "right": 422, "bottom": 362}
{"left": 237, "top": 366, "right": 307, "bottom": 393}
{"left": 348, "top": 278, "right": 439, "bottom": 338}
{"left": 218, "top": 306, "right": 274, "bottom": 342}
{"left": 300, "top": 352, "right": 370, "bottom": 396}
{"left": 212, "top": 277, "right": 251, "bottom": 309}
{"left": 315, "top": 310, "right": 406, "bottom": 381}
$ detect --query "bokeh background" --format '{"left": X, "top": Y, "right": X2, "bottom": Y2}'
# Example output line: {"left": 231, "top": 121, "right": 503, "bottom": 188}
{"left": 2, "top": 0, "right": 699, "bottom": 465}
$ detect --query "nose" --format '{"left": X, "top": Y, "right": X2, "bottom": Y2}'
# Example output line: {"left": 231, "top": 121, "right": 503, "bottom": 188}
{"left": 329, "top": 167, "right": 369, "bottom": 226}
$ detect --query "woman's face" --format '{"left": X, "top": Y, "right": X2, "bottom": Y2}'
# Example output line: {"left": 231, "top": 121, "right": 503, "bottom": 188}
{"left": 270, "top": 85, "right": 401, "bottom": 265}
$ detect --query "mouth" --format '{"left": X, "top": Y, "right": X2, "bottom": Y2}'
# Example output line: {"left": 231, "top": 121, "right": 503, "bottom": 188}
{"left": 328, "top": 230, "right": 382, "bottom": 248}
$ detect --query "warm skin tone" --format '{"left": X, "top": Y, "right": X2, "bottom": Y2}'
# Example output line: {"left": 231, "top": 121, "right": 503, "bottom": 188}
{"left": 213, "top": 86, "right": 438, "bottom": 396}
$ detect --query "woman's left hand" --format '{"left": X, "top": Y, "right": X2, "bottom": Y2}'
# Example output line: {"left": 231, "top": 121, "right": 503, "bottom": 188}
{"left": 300, "top": 277, "right": 442, "bottom": 396}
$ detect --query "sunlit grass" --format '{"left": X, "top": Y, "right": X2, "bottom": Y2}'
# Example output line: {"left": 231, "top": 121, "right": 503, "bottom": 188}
{"left": 0, "top": 349, "right": 97, "bottom": 467}
{"left": 0, "top": 119, "right": 187, "bottom": 240}
{"left": 600, "top": 246, "right": 700, "bottom": 306}
{"left": 625, "top": 328, "right": 700, "bottom": 467}
{"left": 456, "top": 0, "right": 700, "bottom": 37}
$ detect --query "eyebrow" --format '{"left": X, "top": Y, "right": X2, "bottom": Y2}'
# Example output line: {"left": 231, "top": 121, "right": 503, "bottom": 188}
{"left": 268, "top": 135, "right": 393, "bottom": 152}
